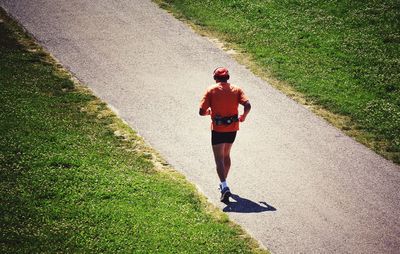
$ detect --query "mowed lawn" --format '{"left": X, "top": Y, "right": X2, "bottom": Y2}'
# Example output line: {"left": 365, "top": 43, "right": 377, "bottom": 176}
{"left": 0, "top": 9, "right": 267, "bottom": 254}
{"left": 156, "top": 0, "right": 400, "bottom": 163}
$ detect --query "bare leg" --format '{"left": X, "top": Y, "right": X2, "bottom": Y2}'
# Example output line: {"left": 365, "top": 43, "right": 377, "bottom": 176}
{"left": 223, "top": 143, "right": 233, "bottom": 179}
{"left": 213, "top": 143, "right": 234, "bottom": 181}
{"left": 212, "top": 144, "right": 226, "bottom": 182}
{"left": 213, "top": 143, "right": 233, "bottom": 202}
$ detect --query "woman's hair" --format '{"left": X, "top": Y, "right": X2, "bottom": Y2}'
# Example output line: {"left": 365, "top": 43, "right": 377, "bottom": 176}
{"left": 214, "top": 75, "right": 229, "bottom": 82}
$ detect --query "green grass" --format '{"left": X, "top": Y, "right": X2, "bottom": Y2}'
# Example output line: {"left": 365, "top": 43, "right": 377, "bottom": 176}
{"left": 0, "top": 9, "right": 267, "bottom": 253}
{"left": 155, "top": 0, "right": 400, "bottom": 163}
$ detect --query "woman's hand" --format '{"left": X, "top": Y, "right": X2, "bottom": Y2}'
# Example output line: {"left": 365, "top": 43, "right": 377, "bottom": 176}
{"left": 239, "top": 101, "right": 251, "bottom": 122}
{"left": 199, "top": 108, "right": 211, "bottom": 116}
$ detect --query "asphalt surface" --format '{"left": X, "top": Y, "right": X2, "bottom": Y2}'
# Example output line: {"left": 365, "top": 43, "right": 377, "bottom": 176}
{"left": 2, "top": 1, "right": 399, "bottom": 253}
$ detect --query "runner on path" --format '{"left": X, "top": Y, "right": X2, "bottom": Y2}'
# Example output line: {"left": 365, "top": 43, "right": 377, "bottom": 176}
{"left": 199, "top": 67, "right": 251, "bottom": 202}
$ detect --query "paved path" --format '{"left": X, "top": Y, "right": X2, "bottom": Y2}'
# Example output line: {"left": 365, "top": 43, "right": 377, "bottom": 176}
{"left": 2, "top": 1, "right": 399, "bottom": 253}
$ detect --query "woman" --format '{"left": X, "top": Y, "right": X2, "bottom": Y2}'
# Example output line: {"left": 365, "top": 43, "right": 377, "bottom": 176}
{"left": 199, "top": 67, "right": 251, "bottom": 202}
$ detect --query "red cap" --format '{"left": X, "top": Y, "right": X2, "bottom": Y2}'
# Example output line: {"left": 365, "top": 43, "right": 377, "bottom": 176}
{"left": 213, "top": 67, "right": 229, "bottom": 78}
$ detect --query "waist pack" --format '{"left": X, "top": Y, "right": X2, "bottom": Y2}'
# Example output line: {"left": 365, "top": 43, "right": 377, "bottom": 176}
{"left": 213, "top": 115, "right": 239, "bottom": 126}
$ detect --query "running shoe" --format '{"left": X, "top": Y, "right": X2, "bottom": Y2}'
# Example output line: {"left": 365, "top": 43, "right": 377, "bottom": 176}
{"left": 220, "top": 187, "right": 231, "bottom": 202}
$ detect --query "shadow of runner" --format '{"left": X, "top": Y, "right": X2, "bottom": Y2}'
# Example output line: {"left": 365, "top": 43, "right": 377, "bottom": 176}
{"left": 223, "top": 194, "right": 277, "bottom": 213}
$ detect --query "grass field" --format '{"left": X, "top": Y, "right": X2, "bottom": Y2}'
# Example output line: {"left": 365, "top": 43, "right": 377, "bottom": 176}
{"left": 0, "top": 9, "right": 267, "bottom": 253}
{"left": 155, "top": 0, "right": 400, "bottom": 163}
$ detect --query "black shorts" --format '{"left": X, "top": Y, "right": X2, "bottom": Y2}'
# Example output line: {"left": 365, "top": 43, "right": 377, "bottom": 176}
{"left": 211, "top": 131, "right": 237, "bottom": 145}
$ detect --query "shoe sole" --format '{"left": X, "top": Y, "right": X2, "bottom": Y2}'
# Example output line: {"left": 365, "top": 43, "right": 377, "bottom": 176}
{"left": 220, "top": 190, "right": 231, "bottom": 202}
